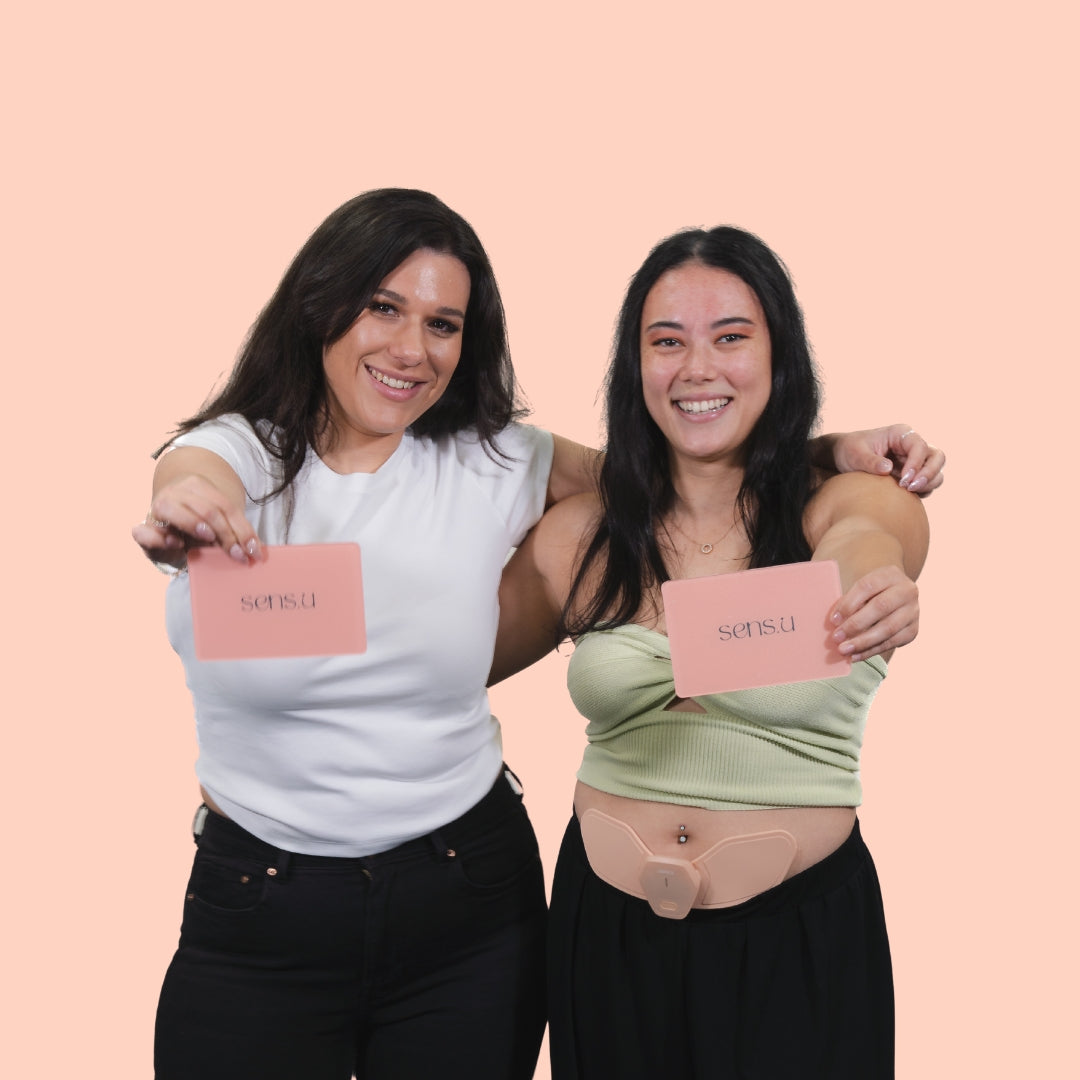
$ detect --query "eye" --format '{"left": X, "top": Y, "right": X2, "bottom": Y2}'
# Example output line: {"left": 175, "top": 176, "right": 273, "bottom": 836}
{"left": 370, "top": 300, "right": 398, "bottom": 316}
{"left": 650, "top": 336, "right": 682, "bottom": 348}
{"left": 717, "top": 332, "right": 747, "bottom": 344}
{"left": 429, "top": 318, "right": 462, "bottom": 336}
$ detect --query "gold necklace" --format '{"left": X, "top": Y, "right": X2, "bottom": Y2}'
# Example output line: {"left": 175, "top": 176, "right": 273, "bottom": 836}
{"left": 666, "top": 513, "right": 739, "bottom": 555}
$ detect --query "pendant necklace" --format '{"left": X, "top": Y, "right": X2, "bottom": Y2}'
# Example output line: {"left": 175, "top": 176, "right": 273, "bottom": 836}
{"left": 668, "top": 513, "right": 739, "bottom": 555}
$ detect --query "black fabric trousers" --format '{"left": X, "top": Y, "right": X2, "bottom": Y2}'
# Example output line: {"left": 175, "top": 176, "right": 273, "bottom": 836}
{"left": 547, "top": 815, "right": 894, "bottom": 1080}
{"left": 155, "top": 768, "right": 547, "bottom": 1080}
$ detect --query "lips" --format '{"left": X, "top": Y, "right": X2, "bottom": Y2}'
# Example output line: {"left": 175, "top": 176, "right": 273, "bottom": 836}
{"left": 366, "top": 364, "right": 420, "bottom": 391}
{"left": 675, "top": 396, "right": 731, "bottom": 415}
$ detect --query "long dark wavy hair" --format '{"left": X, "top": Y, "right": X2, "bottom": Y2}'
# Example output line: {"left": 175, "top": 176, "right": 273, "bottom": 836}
{"left": 162, "top": 188, "right": 524, "bottom": 497}
{"left": 563, "top": 225, "right": 821, "bottom": 638}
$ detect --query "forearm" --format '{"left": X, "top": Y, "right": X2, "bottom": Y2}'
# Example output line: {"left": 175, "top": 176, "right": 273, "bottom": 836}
{"left": 805, "top": 473, "right": 929, "bottom": 662}
{"left": 134, "top": 446, "right": 260, "bottom": 567}
{"left": 813, "top": 524, "right": 908, "bottom": 590}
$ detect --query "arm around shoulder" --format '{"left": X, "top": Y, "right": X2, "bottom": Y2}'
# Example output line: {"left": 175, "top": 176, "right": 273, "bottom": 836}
{"left": 546, "top": 434, "right": 601, "bottom": 507}
{"left": 811, "top": 424, "right": 946, "bottom": 496}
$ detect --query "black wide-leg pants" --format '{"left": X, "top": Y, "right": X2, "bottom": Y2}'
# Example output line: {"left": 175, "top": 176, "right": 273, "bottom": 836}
{"left": 548, "top": 815, "right": 894, "bottom": 1079}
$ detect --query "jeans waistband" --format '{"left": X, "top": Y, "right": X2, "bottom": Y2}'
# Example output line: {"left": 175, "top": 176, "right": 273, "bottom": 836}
{"left": 195, "top": 766, "right": 526, "bottom": 870}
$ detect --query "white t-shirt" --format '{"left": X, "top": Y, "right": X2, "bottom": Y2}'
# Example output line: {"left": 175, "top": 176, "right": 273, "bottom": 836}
{"left": 166, "top": 415, "right": 554, "bottom": 855}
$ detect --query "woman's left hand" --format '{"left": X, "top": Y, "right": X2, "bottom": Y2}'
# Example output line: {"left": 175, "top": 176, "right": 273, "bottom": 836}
{"left": 827, "top": 564, "right": 919, "bottom": 663}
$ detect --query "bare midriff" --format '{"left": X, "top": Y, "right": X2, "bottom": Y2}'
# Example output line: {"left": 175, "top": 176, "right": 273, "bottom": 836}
{"left": 573, "top": 781, "right": 855, "bottom": 903}
{"left": 573, "top": 686, "right": 857, "bottom": 903}
{"left": 200, "top": 786, "right": 228, "bottom": 818}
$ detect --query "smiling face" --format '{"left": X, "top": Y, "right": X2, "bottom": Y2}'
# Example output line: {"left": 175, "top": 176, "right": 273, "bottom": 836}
{"left": 640, "top": 261, "right": 772, "bottom": 470}
{"left": 321, "top": 248, "right": 471, "bottom": 471}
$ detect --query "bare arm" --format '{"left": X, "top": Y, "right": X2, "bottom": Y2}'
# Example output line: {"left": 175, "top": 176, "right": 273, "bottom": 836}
{"left": 809, "top": 424, "right": 946, "bottom": 495}
{"left": 131, "top": 446, "right": 262, "bottom": 568}
{"left": 548, "top": 424, "right": 945, "bottom": 511}
{"left": 805, "top": 472, "right": 930, "bottom": 663}
{"left": 546, "top": 434, "right": 601, "bottom": 507}
{"left": 489, "top": 493, "right": 599, "bottom": 685}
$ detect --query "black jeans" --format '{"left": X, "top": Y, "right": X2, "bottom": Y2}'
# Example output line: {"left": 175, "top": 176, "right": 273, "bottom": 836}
{"left": 155, "top": 769, "right": 547, "bottom": 1079}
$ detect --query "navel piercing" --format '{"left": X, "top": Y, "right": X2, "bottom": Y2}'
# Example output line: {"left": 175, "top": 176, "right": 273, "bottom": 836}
{"left": 677, "top": 824, "right": 688, "bottom": 844}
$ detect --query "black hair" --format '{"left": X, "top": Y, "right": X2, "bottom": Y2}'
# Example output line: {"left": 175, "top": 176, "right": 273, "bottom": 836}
{"left": 563, "top": 225, "right": 821, "bottom": 638}
{"left": 163, "top": 188, "right": 524, "bottom": 494}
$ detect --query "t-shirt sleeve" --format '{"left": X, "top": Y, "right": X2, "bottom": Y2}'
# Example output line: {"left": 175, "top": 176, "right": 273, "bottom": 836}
{"left": 169, "top": 415, "right": 277, "bottom": 501}
{"left": 456, "top": 423, "right": 554, "bottom": 546}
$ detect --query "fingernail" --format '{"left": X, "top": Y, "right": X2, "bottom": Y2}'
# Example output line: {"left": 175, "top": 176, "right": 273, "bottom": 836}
{"left": 848, "top": 652, "right": 862, "bottom": 662}
{"left": 878, "top": 458, "right": 892, "bottom": 473}
{"left": 229, "top": 544, "right": 246, "bottom": 562}
{"left": 831, "top": 612, "right": 842, "bottom": 624}
{"left": 838, "top": 641, "right": 855, "bottom": 654}
{"left": 909, "top": 475, "right": 926, "bottom": 492}
{"left": 899, "top": 469, "right": 914, "bottom": 488}
{"left": 833, "top": 628, "right": 846, "bottom": 643}
{"left": 195, "top": 522, "right": 215, "bottom": 540}
{"left": 246, "top": 539, "right": 258, "bottom": 557}
{"left": 164, "top": 534, "right": 183, "bottom": 548}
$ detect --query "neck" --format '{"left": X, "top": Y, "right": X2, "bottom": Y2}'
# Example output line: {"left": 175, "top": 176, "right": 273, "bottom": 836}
{"left": 667, "top": 455, "right": 745, "bottom": 527}
{"left": 318, "top": 424, "right": 405, "bottom": 474}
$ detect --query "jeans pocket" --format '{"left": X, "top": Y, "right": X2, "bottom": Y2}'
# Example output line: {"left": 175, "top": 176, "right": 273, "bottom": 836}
{"left": 454, "top": 809, "right": 542, "bottom": 892}
{"left": 188, "top": 851, "right": 272, "bottom": 913}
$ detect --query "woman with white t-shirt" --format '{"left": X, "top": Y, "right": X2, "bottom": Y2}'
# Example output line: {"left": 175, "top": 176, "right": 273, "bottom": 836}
{"left": 132, "top": 188, "right": 944, "bottom": 1080}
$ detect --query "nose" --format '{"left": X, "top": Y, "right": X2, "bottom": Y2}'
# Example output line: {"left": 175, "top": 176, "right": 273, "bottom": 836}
{"left": 388, "top": 319, "right": 426, "bottom": 366}
{"left": 681, "top": 341, "right": 714, "bottom": 382}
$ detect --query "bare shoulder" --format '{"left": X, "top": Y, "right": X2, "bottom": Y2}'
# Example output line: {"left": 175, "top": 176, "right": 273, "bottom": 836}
{"left": 810, "top": 469, "right": 905, "bottom": 503}
{"left": 805, "top": 471, "right": 929, "bottom": 567}
{"left": 538, "top": 491, "right": 603, "bottom": 539}
{"left": 806, "top": 470, "right": 927, "bottom": 529}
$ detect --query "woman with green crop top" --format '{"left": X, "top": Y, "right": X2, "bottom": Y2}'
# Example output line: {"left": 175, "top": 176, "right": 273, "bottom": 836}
{"left": 492, "top": 226, "right": 929, "bottom": 1079}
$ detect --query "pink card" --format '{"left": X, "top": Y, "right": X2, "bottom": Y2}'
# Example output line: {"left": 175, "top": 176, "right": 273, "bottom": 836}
{"left": 660, "top": 560, "right": 850, "bottom": 697}
{"left": 187, "top": 543, "right": 366, "bottom": 660}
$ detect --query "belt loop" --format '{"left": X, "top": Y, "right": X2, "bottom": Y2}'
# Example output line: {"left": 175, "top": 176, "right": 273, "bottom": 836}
{"left": 192, "top": 804, "right": 210, "bottom": 845}
{"left": 503, "top": 765, "right": 524, "bottom": 796}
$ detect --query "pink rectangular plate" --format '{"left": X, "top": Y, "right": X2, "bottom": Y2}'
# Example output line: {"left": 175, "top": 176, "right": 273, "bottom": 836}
{"left": 188, "top": 543, "right": 366, "bottom": 660}
{"left": 660, "top": 560, "right": 850, "bottom": 697}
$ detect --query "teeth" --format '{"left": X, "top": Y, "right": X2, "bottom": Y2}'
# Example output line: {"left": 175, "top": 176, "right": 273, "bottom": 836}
{"left": 369, "top": 367, "right": 417, "bottom": 390}
{"left": 676, "top": 397, "right": 730, "bottom": 414}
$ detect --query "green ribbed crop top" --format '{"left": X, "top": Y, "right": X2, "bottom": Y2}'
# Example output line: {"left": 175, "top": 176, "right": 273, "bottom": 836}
{"left": 568, "top": 624, "right": 887, "bottom": 809}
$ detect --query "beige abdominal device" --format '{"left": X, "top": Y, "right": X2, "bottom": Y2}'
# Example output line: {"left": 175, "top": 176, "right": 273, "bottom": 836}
{"left": 579, "top": 808, "right": 797, "bottom": 920}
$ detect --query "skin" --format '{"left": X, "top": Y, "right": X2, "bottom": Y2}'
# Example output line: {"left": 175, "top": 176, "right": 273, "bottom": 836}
{"left": 319, "top": 248, "right": 471, "bottom": 473}
{"left": 641, "top": 263, "right": 772, "bottom": 469}
{"left": 490, "top": 261, "right": 930, "bottom": 899}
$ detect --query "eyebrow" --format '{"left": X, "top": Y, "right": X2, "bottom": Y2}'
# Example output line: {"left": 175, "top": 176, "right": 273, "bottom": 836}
{"left": 644, "top": 316, "right": 756, "bottom": 332}
{"left": 374, "top": 288, "right": 466, "bottom": 320}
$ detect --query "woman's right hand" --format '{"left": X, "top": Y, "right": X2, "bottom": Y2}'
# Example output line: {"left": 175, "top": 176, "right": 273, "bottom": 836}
{"left": 131, "top": 448, "right": 262, "bottom": 569}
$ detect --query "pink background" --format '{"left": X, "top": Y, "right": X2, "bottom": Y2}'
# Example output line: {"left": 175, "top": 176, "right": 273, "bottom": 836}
{"left": 5, "top": 1, "right": 1075, "bottom": 1075}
